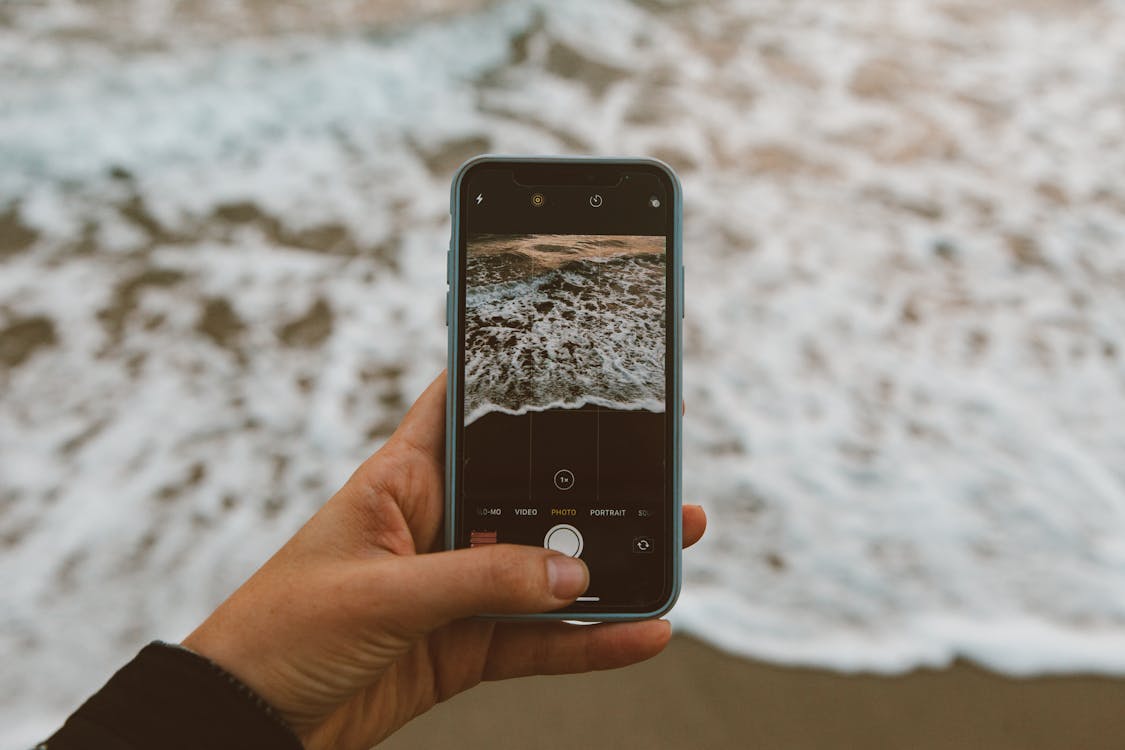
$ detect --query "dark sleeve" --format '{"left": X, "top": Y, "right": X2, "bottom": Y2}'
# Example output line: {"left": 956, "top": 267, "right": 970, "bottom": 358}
{"left": 39, "top": 641, "right": 303, "bottom": 750}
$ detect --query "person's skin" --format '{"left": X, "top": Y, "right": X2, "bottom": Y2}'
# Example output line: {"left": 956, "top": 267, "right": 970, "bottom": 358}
{"left": 183, "top": 372, "right": 706, "bottom": 750}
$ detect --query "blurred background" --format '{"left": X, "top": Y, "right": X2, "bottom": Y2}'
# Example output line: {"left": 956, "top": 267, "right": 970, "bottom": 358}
{"left": 2, "top": 0, "right": 1125, "bottom": 747}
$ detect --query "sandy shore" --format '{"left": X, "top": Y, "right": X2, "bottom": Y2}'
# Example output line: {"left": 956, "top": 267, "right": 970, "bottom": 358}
{"left": 382, "top": 635, "right": 1125, "bottom": 749}
{"left": 5, "top": 1, "right": 1125, "bottom": 740}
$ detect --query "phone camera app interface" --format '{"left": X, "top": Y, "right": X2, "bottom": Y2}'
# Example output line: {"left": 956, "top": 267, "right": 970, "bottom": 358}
{"left": 458, "top": 166, "right": 672, "bottom": 610}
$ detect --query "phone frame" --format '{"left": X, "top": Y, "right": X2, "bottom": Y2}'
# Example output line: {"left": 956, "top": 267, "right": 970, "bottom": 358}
{"left": 445, "top": 154, "right": 683, "bottom": 621}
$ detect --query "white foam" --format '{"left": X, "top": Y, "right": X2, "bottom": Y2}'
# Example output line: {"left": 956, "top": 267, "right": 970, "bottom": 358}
{"left": 673, "top": 589, "right": 1125, "bottom": 676}
{"left": 464, "top": 244, "right": 666, "bottom": 423}
{"left": 3, "top": 1, "right": 1125, "bottom": 746}
{"left": 465, "top": 395, "right": 666, "bottom": 428}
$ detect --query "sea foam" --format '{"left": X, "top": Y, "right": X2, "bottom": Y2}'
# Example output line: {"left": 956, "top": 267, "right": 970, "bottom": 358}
{"left": 2, "top": 0, "right": 1125, "bottom": 745}
{"left": 464, "top": 234, "right": 666, "bottom": 424}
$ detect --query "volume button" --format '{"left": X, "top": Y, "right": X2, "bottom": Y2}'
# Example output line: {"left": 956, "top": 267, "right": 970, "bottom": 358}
{"left": 445, "top": 290, "right": 450, "bottom": 327}
{"left": 681, "top": 266, "right": 685, "bottom": 319}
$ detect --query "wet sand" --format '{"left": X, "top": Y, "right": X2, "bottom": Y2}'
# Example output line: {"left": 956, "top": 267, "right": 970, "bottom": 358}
{"left": 6, "top": 2, "right": 1125, "bottom": 744}
{"left": 382, "top": 635, "right": 1125, "bottom": 749}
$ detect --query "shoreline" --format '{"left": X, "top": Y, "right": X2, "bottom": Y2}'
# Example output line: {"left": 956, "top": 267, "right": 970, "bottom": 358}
{"left": 382, "top": 635, "right": 1125, "bottom": 749}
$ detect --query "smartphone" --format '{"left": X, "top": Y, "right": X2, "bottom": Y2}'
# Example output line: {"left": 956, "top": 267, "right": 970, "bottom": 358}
{"left": 445, "top": 156, "right": 682, "bottom": 620}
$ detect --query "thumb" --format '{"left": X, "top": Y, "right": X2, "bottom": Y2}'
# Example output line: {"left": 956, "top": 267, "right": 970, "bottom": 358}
{"left": 377, "top": 544, "right": 589, "bottom": 634}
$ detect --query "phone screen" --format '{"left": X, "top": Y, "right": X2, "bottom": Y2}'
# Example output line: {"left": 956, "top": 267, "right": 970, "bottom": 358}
{"left": 450, "top": 160, "right": 679, "bottom": 615}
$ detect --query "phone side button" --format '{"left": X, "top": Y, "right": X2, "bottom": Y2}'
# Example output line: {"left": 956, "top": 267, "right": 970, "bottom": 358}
{"left": 445, "top": 291, "right": 449, "bottom": 327}
{"left": 681, "top": 267, "right": 685, "bottom": 319}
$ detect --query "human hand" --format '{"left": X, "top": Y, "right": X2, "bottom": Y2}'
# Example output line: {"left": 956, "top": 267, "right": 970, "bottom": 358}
{"left": 183, "top": 372, "right": 706, "bottom": 750}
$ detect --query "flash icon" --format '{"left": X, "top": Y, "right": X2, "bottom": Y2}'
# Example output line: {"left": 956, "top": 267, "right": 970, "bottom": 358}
{"left": 475, "top": 193, "right": 484, "bottom": 205}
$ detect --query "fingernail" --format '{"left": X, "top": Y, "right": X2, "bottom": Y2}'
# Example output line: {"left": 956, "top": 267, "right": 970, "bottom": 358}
{"left": 546, "top": 555, "right": 588, "bottom": 599}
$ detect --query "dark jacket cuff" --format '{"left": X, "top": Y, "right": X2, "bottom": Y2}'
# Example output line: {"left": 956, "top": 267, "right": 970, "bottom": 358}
{"left": 41, "top": 641, "right": 303, "bottom": 750}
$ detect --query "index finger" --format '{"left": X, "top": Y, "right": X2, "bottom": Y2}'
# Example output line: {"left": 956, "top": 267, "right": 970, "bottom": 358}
{"left": 389, "top": 370, "right": 447, "bottom": 462}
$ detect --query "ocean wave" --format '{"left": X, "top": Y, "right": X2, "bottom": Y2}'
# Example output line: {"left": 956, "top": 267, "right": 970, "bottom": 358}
{"left": 464, "top": 245, "right": 666, "bottom": 424}
{"left": 5, "top": 5, "right": 1125, "bottom": 745}
{"left": 466, "top": 394, "right": 666, "bottom": 425}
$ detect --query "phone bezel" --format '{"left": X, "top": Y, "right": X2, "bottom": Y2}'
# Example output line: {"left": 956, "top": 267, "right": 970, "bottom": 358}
{"left": 445, "top": 154, "right": 683, "bottom": 621}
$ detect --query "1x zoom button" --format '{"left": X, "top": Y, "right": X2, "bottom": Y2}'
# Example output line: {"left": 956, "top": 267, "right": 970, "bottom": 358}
{"left": 553, "top": 469, "right": 575, "bottom": 491}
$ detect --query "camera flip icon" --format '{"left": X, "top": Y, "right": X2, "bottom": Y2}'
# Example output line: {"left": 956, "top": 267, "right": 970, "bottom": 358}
{"left": 632, "top": 536, "right": 655, "bottom": 554}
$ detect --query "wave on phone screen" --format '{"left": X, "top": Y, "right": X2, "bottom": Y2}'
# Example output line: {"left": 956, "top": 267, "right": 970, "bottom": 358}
{"left": 465, "top": 233, "right": 665, "bottom": 425}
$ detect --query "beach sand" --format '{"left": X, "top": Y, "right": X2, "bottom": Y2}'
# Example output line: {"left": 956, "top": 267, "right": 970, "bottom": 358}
{"left": 382, "top": 636, "right": 1125, "bottom": 749}
{"left": 5, "top": 2, "right": 1125, "bottom": 744}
